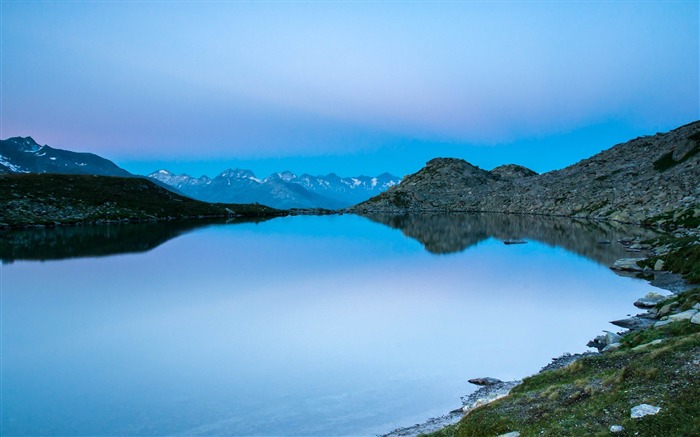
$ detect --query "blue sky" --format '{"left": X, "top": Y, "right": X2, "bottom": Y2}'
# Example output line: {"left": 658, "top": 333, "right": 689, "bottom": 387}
{"left": 1, "top": 1, "right": 698, "bottom": 178}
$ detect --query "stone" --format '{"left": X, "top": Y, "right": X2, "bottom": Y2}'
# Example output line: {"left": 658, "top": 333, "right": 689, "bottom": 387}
{"left": 468, "top": 377, "right": 502, "bottom": 386}
{"left": 611, "top": 316, "right": 654, "bottom": 330}
{"left": 610, "top": 425, "right": 624, "bottom": 433}
{"left": 605, "top": 331, "right": 623, "bottom": 344}
{"left": 654, "top": 320, "right": 673, "bottom": 328}
{"left": 658, "top": 303, "right": 676, "bottom": 317}
{"left": 610, "top": 258, "right": 646, "bottom": 272}
{"left": 634, "top": 292, "right": 667, "bottom": 309}
{"left": 668, "top": 309, "right": 698, "bottom": 322}
{"left": 654, "top": 259, "right": 666, "bottom": 271}
{"left": 632, "top": 339, "right": 665, "bottom": 350}
{"left": 692, "top": 313, "right": 700, "bottom": 325}
{"left": 631, "top": 404, "right": 661, "bottom": 418}
{"left": 602, "top": 342, "right": 622, "bottom": 352}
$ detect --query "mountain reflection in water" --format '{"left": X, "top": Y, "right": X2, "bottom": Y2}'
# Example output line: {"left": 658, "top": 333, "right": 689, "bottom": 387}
{"left": 361, "top": 213, "right": 657, "bottom": 265}
{"left": 1, "top": 213, "right": 656, "bottom": 266}
{"left": 0, "top": 218, "right": 272, "bottom": 263}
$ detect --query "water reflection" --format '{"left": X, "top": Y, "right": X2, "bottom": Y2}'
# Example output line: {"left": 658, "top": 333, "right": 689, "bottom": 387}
{"left": 362, "top": 213, "right": 657, "bottom": 265}
{"left": 0, "top": 218, "right": 271, "bottom": 263}
{"left": 1, "top": 215, "right": 660, "bottom": 436}
{"left": 1, "top": 213, "right": 657, "bottom": 267}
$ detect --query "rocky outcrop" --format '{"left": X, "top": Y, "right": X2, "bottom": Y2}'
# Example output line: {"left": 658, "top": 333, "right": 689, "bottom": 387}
{"left": 351, "top": 121, "right": 700, "bottom": 224}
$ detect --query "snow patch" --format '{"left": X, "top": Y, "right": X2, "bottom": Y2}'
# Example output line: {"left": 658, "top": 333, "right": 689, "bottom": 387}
{"left": 0, "top": 155, "right": 28, "bottom": 173}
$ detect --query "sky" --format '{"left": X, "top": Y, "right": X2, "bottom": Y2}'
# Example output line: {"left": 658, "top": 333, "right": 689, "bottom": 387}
{"left": 1, "top": 1, "right": 698, "bottom": 178}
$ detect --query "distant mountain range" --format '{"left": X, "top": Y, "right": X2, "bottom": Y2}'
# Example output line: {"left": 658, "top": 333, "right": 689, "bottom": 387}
{"left": 0, "top": 136, "right": 401, "bottom": 210}
{"left": 0, "top": 136, "right": 132, "bottom": 177}
{"left": 148, "top": 169, "right": 401, "bottom": 209}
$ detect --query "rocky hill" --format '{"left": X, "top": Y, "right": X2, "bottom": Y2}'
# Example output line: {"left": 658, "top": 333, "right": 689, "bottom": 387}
{"left": 352, "top": 121, "right": 700, "bottom": 224}
{"left": 0, "top": 174, "right": 285, "bottom": 228}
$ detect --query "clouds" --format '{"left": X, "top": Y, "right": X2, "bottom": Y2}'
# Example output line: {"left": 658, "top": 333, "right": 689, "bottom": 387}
{"left": 1, "top": 1, "right": 698, "bottom": 166}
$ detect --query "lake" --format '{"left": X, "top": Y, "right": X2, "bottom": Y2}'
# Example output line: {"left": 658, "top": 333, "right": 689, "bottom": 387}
{"left": 0, "top": 213, "right": 662, "bottom": 436}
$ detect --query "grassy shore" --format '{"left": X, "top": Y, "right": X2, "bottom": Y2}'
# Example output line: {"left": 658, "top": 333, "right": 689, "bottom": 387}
{"left": 0, "top": 173, "right": 287, "bottom": 228}
{"left": 424, "top": 209, "right": 700, "bottom": 437}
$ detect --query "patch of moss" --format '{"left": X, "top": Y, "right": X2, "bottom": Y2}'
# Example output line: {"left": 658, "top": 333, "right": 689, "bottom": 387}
{"left": 662, "top": 243, "right": 700, "bottom": 284}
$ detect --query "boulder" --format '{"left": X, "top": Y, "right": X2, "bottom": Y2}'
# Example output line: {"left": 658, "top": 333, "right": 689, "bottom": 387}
{"left": 634, "top": 292, "right": 668, "bottom": 309}
{"left": 654, "top": 319, "right": 673, "bottom": 328}
{"left": 654, "top": 259, "right": 665, "bottom": 271}
{"left": 496, "top": 432, "right": 520, "bottom": 437}
{"left": 691, "top": 312, "right": 700, "bottom": 325}
{"left": 602, "top": 342, "right": 622, "bottom": 352}
{"left": 611, "top": 316, "right": 655, "bottom": 330}
{"left": 610, "top": 425, "right": 624, "bottom": 433}
{"left": 610, "top": 258, "right": 646, "bottom": 272}
{"left": 588, "top": 331, "right": 621, "bottom": 351}
{"left": 658, "top": 303, "right": 676, "bottom": 317}
{"left": 668, "top": 309, "right": 698, "bottom": 322}
{"left": 631, "top": 404, "right": 661, "bottom": 419}
{"left": 605, "top": 331, "right": 623, "bottom": 344}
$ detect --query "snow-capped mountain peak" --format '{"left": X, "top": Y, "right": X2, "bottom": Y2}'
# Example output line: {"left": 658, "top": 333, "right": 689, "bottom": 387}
{"left": 146, "top": 167, "right": 402, "bottom": 210}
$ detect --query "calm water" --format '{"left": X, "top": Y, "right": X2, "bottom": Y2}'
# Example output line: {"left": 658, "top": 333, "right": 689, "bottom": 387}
{"left": 1, "top": 214, "right": 661, "bottom": 436}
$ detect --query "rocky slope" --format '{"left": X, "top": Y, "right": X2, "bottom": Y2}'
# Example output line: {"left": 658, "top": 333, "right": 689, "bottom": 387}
{"left": 352, "top": 121, "right": 700, "bottom": 223}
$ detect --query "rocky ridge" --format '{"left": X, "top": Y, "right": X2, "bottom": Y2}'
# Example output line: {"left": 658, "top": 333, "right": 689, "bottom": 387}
{"left": 352, "top": 121, "right": 700, "bottom": 224}
{"left": 0, "top": 136, "right": 132, "bottom": 177}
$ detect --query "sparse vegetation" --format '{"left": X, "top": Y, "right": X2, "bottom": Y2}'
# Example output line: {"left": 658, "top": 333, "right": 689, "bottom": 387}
{"left": 0, "top": 173, "right": 286, "bottom": 228}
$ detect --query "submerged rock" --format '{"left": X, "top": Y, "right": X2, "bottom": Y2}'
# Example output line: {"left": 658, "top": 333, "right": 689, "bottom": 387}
{"left": 502, "top": 239, "right": 527, "bottom": 245}
{"left": 631, "top": 404, "right": 661, "bottom": 418}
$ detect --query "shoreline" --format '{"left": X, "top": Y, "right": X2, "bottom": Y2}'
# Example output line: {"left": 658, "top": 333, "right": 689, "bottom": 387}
{"left": 382, "top": 231, "right": 696, "bottom": 437}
